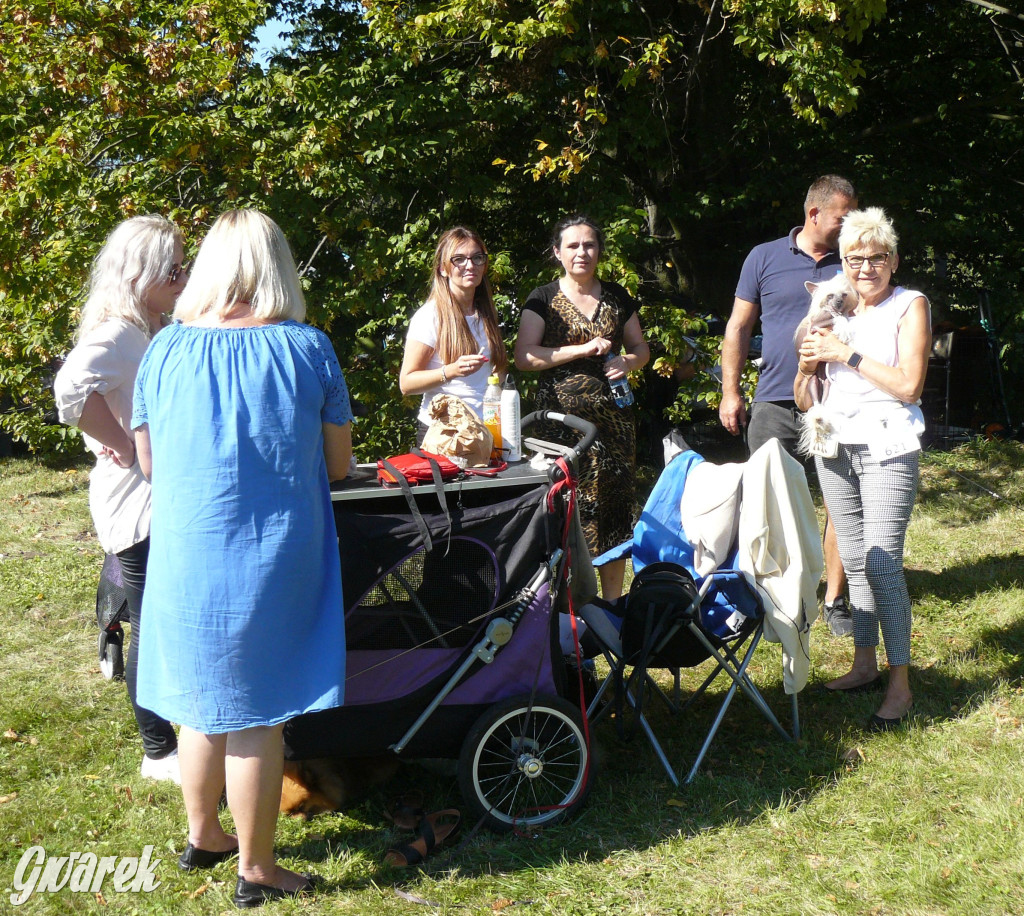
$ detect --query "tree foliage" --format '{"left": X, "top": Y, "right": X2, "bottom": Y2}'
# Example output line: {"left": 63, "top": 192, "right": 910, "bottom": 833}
{"left": 2, "top": 0, "right": 1022, "bottom": 458}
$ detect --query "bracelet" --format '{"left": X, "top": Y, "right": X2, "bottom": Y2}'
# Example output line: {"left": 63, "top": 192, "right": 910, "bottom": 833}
{"left": 440, "top": 364, "right": 448, "bottom": 384}
{"left": 798, "top": 368, "right": 816, "bottom": 378}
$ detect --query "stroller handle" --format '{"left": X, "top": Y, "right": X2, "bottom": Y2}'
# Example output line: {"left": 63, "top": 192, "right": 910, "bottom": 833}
{"left": 521, "top": 410, "right": 598, "bottom": 467}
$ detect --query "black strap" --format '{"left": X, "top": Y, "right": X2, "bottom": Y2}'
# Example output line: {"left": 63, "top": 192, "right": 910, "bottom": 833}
{"left": 381, "top": 458, "right": 434, "bottom": 552}
{"left": 380, "top": 450, "right": 453, "bottom": 553}
{"left": 411, "top": 449, "right": 452, "bottom": 529}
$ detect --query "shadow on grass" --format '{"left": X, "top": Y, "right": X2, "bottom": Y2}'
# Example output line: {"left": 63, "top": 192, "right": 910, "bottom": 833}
{"left": 182, "top": 616, "right": 1024, "bottom": 897}
{"left": 910, "top": 606, "right": 1024, "bottom": 728}
{"left": 264, "top": 674, "right": 869, "bottom": 884}
{"left": 906, "top": 552, "right": 1024, "bottom": 602}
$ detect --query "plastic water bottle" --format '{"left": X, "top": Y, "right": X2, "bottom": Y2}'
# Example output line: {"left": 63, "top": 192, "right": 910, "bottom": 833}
{"left": 483, "top": 374, "right": 503, "bottom": 461}
{"left": 605, "top": 354, "right": 634, "bottom": 408}
{"left": 500, "top": 376, "right": 522, "bottom": 462}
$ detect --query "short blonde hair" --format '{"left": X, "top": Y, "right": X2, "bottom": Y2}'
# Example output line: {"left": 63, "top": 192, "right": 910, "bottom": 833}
{"left": 174, "top": 210, "right": 305, "bottom": 323}
{"left": 840, "top": 207, "right": 899, "bottom": 258}
{"left": 79, "top": 215, "right": 182, "bottom": 339}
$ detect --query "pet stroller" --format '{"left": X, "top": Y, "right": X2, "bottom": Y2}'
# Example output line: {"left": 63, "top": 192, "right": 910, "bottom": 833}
{"left": 96, "top": 553, "right": 130, "bottom": 680}
{"left": 284, "top": 412, "right": 598, "bottom": 832}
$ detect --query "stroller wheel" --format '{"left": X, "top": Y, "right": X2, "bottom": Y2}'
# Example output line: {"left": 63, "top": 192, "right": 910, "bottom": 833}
{"left": 99, "top": 628, "right": 125, "bottom": 681}
{"left": 458, "top": 693, "right": 592, "bottom": 833}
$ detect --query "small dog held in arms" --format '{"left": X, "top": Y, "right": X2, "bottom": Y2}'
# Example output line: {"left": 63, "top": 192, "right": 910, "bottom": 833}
{"left": 795, "top": 273, "right": 859, "bottom": 457}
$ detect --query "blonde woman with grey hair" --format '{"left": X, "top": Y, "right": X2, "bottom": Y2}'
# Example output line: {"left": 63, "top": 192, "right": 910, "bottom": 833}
{"left": 132, "top": 210, "right": 352, "bottom": 906}
{"left": 795, "top": 207, "right": 930, "bottom": 732}
{"left": 54, "top": 214, "right": 186, "bottom": 784}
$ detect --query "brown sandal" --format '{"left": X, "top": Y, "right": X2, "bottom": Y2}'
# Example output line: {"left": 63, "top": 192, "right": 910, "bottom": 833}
{"left": 383, "top": 809, "right": 460, "bottom": 867}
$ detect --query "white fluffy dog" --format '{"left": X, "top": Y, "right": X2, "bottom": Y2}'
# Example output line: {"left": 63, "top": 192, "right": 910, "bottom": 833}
{"left": 795, "top": 273, "right": 858, "bottom": 457}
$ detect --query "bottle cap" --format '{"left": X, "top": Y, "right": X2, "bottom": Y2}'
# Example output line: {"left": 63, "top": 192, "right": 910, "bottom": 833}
{"left": 488, "top": 374, "right": 499, "bottom": 385}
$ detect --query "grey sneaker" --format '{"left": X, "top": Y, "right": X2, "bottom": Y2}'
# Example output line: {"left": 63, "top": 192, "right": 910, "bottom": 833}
{"left": 823, "top": 596, "right": 853, "bottom": 637}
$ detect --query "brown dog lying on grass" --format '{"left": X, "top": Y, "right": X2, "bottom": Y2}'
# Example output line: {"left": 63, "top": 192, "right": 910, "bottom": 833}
{"left": 281, "top": 754, "right": 401, "bottom": 819}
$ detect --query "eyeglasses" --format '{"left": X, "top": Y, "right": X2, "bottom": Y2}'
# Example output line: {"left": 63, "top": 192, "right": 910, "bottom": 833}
{"left": 450, "top": 253, "right": 488, "bottom": 269}
{"left": 844, "top": 253, "right": 890, "bottom": 270}
{"left": 168, "top": 262, "right": 189, "bottom": 283}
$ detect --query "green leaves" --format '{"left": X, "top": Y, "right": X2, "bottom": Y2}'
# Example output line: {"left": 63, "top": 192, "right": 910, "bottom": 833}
{"left": 2, "top": 0, "right": 1022, "bottom": 458}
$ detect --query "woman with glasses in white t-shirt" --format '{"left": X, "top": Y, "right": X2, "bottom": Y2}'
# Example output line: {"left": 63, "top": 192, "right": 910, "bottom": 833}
{"left": 400, "top": 227, "right": 507, "bottom": 444}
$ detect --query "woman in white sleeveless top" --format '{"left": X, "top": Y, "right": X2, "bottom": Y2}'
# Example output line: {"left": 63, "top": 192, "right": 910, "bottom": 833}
{"left": 795, "top": 207, "right": 930, "bottom": 732}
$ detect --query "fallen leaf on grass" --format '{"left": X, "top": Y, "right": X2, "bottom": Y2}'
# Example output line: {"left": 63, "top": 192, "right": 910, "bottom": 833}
{"left": 189, "top": 882, "right": 212, "bottom": 898}
{"left": 3, "top": 730, "right": 38, "bottom": 745}
{"left": 666, "top": 798, "right": 685, "bottom": 807}
{"left": 806, "top": 854, "right": 826, "bottom": 870}
{"left": 0, "top": 792, "right": 17, "bottom": 804}
{"left": 395, "top": 889, "right": 442, "bottom": 907}
{"left": 95, "top": 892, "right": 107, "bottom": 904}
{"left": 844, "top": 880, "right": 860, "bottom": 890}
{"left": 842, "top": 746, "right": 866, "bottom": 763}
{"left": 941, "top": 867, "right": 953, "bottom": 879}
{"left": 492, "top": 900, "right": 514, "bottom": 911}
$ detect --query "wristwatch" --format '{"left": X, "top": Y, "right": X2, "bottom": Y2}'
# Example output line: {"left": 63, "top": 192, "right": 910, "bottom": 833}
{"left": 846, "top": 351, "right": 863, "bottom": 370}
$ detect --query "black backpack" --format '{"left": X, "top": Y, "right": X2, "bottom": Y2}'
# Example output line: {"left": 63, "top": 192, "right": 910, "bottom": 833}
{"left": 620, "top": 561, "right": 707, "bottom": 667}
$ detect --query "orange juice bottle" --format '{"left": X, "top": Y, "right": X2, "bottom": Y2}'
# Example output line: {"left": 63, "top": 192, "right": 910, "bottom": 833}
{"left": 483, "top": 374, "right": 503, "bottom": 462}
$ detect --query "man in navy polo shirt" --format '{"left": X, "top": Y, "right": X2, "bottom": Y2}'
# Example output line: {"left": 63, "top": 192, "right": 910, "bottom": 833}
{"left": 719, "top": 175, "right": 857, "bottom": 637}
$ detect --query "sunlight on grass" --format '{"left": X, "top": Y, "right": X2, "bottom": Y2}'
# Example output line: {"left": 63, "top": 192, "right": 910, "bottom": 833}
{"left": 2, "top": 442, "right": 1023, "bottom": 914}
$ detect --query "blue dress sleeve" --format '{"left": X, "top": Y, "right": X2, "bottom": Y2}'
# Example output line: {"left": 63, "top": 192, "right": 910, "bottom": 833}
{"left": 308, "top": 328, "right": 353, "bottom": 427}
{"left": 131, "top": 340, "right": 156, "bottom": 430}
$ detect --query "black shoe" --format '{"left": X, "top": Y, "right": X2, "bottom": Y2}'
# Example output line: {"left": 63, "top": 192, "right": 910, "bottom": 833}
{"left": 822, "top": 675, "right": 883, "bottom": 695}
{"left": 823, "top": 597, "right": 853, "bottom": 637}
{"left": 178, "top": 842, "right": 238, "bottom": 871}
{"left": 233, "top": 874, "right": 320, "bottom": 909}
{"left": 867, "top": 708, "right": 913, "bottom": 733}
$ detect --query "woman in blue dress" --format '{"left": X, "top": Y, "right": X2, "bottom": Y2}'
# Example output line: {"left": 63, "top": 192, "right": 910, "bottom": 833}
{"left": 133, "top": 210, "right": 352, "bottom": 906}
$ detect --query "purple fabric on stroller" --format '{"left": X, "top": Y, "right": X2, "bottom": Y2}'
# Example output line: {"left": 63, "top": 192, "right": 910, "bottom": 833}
{"left": 284, "top": 482, "right": 564, "bottom": 760}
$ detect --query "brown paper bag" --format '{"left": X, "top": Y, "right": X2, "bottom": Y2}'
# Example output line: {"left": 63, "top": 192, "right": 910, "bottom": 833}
{"left": 421, "top": 394, "right": 493, "bottom": 468}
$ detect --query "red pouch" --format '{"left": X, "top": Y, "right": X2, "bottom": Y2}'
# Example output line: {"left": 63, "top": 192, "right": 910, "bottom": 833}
{"left": 377, "top": 450, "right": 460, "bottom": 487}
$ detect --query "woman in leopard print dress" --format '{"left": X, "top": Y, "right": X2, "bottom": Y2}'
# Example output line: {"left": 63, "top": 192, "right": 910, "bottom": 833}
{"left": 515, "top": 216, "right": 650, "bottom": 599}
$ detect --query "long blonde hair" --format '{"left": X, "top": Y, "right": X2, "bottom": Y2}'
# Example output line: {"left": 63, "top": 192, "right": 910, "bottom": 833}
{"left": 427, "top": 227, "right": 507, "bottom": 372}
{"left": 78, "top": 215, "right": 182, "bottom": 339}
{"left": 174, "top": 210, "right": 305, "bottom": 323}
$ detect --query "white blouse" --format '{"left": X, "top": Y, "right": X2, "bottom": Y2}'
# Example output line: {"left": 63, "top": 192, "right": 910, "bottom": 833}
{"left": 406, "top": 301, "right": 493, "bottom": 424}
{"left": 823, "top": 286, "right": 927, "bottom": 445}
{"left": 53, "top": 319, "right": 153, "bottom": 554}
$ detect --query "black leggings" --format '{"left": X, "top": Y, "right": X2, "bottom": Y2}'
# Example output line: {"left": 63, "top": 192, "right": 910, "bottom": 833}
{"left": 115, "top": 538, "right": 177, "bottom": 758}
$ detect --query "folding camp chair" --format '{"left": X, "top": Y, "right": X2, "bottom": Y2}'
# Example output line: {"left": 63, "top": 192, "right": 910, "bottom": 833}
{"left": 581, "top": 441, "right": 822, "bottom": 785}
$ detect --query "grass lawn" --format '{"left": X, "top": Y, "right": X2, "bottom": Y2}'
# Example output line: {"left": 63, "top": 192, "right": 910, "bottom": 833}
{"left": 2, "top": 440, "right": 1023, "bottom": 915}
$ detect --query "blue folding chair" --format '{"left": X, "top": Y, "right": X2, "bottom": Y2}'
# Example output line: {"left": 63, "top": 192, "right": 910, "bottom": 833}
{"left": 580, "top": 449, "right": 804, "bottom": 785}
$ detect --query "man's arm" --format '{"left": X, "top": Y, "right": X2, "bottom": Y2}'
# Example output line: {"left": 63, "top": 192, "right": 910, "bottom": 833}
{"left": 718, "top": 297, "right": 759, "bottom": 436}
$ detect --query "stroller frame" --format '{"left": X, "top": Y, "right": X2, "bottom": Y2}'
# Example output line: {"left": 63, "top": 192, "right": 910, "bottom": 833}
{"left": 285, "top": 411, "right": 599, "bottom": 832}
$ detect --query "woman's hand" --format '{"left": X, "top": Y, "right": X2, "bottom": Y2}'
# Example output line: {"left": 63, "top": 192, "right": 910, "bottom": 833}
{"left": 799, "top": 327, "right": 852, "bottom": 369}
{"left": 603, "top": 352, "right": 628, "bottom": 380}
{"left": 100, "top": 441, "right": 136, "bottom": 468}
{"left": 581, "top": 336, "right": 613, "bottom": 361}
{"left": 446, "top": 352, "right": 488, "bottom": 379}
